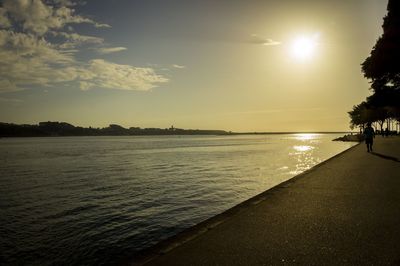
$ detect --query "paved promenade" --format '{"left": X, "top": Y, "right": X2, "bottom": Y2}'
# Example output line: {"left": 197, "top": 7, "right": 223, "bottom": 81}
{"left": 132, "top": 136, "right": 400, "bottom": 266}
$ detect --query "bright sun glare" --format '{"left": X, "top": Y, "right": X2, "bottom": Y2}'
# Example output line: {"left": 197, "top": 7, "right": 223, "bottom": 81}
{"left": 291, "top": 35, "right": 318, "bottom": 61}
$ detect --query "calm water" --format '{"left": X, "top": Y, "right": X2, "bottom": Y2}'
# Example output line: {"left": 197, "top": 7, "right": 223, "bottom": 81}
{"left": 0, "top": 134, "right": 355, "bottom": 265}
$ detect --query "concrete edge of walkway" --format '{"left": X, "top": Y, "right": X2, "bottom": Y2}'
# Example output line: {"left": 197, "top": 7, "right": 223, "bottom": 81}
{"left": 121, "top": 142, "right": 361, "bottom": 266}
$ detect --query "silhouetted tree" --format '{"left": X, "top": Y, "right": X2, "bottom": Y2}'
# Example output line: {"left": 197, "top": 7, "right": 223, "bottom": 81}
{"left": 367, "top": 88, "right": 400, "bottom": 130}
{"left": 348, "top": 102, "right": 372, "bottom": 132}
{"left": 350, "top": 0, "right": 400, "bottom": 132}
{"left": 362, "top": 0, "right": 400, "bottom": 91}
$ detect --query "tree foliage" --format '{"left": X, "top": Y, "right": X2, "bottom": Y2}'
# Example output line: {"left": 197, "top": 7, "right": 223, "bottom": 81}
{"left": 362, "top": 0, "right": 400, "bottom": 91}
{"left": 350, "top": 0, "right": 400, "bottom": 131}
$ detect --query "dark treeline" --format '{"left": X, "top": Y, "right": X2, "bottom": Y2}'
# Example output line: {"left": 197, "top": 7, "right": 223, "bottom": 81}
{"left": 0, "top": 122, "right": 230, "bottom": 137}
{"left": 349, "top": 0, "right": 400, "bottom": 134}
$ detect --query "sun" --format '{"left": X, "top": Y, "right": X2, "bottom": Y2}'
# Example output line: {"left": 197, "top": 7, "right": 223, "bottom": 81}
{"left": 291, "top": 35, "right": 318, "bottom": 61}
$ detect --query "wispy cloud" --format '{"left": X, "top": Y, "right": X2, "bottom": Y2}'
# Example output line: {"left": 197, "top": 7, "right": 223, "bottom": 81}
{"left": 250, "top": 34, "right": 281, "bottom": 46}
{"left": 0, "top": 97, "right": 23, "bottom": 103}
{"left": 0, "top": 0, "right": 168, "bottom": 93}
{"left": 55, "top": 31, "right": 104, "bottom": 45}
{"left": 93, "top": 23, "right": 111, "bottom": 29}
{"left": 96, "top": 47, "right": 127, "bottom": 54}
{"left": 79, "top": 59, "right": 168, "bottom": 91}
{"left": 172, "top": 64, "right": 186, "bottom": 69}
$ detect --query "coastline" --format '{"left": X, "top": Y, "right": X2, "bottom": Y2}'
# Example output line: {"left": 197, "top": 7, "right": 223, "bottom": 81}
{"left": 123, "top": 142, "right": 361, "bottom": 265}
{"left": 332, "top": 133, "right": 363, "bottom": 142}
{"left": 133, "top": 136, "right": 400, "bottom": 265}
{"left": 126, "top": 136, "right": 400, "bottom": 265}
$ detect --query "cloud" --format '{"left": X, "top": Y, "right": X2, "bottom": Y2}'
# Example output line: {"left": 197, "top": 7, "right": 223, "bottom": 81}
{"left": 0, "top": 0, "right": 168, "bottom": 93}
{"left": 262, "top": 39, "right": 281, "bottom": 46}
{"left": 0, "top": 30, "right": 75, "bottom": 63}
{"left": 0, "top": 30, "right": 77, "bottom": 92}
{"left": 0, "top": 97, "right": 23, "bottom": 103}
{"left": 78, "top": 59, "right": 169, "bottom": 91}
{"left": 172, "top": 64, "right": 186, "bottom": 69}
{"left": 0, "top": 31, "right": 167, "bottom": 92}
{"left": 250, "top": 34, "right": 281, "bottom": 46}
{"left": 0, "top": 7, "right": 11, "bottom": 28}
{"left": 52, "top": 0, "right": 76, "bottom": 7}
{"left": 0, "top": 79, "right": 22, "bottom": 93}
{"left": 96, "top": 47, "right": 127, "bottom": 54}
{"left": 2, "top": 0, "right": 110, "bottom": 35}
{"left": 57, "top": 32, "right": 104, "bottom": 44}
{"left": 93, "top": 22, "right": 111, "bottom": 29}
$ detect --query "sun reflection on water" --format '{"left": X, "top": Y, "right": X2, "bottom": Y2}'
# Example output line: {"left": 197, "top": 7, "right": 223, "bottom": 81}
{"left": 289, "top": 137, "right": 319, "bottom": 175}
{"left": 294, "top": 133, "right": 320, "bottom": 141}
{"left": 293, "top": 145, "right": 314, "bottom": 152}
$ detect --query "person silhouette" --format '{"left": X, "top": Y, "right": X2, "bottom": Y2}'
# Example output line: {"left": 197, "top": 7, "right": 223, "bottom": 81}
{"left": 364, "top": 122, "right": 375, "bottom": 152}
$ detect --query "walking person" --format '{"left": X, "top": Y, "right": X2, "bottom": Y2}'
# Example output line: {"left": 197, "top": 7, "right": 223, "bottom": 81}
{"left": 364, "top": 122, "right": 375, "bottom": 152}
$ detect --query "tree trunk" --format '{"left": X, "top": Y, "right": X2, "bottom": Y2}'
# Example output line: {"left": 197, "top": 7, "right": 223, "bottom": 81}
{"left": 379, "top": 120, "right": 384, "bottom": 135}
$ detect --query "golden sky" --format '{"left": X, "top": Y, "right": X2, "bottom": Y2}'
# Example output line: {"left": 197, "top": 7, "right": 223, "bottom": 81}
{"left": 0, "top": 0, "right": 388, "bottom": 132}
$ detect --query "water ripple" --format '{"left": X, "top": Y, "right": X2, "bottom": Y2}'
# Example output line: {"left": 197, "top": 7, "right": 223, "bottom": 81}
{"left": 0, "top": 134, "right": 355, "bottom": 265}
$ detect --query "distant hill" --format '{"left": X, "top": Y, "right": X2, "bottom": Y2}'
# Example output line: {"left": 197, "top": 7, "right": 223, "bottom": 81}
{"left": 0, "top": 122, "right": 230, "bottom": 137}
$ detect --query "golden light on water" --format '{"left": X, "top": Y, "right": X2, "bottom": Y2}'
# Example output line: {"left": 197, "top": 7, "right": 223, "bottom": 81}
{"left": 294, "top": 133, "right": 320, "bottom": 141}
{"left": 293, "top": 145, "right": 314, "bottom": 152}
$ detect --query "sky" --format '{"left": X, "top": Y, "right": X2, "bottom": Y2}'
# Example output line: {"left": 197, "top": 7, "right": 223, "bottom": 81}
{"left": 0, "top": 0, "right": 389, "bottom": 132}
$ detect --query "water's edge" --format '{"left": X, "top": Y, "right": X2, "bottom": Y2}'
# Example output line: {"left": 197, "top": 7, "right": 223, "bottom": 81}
{"left": 124, "top": 142, "right": 360, "bottom": 266}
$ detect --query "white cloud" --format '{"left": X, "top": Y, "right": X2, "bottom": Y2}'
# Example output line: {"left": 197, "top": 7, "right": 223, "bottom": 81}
{"left": 78, "top": 59, "right": 169, "bottom": 91}
{"left": 0, "top": 0, "right": 168, "bottom": 93}
{"left": 250, "top": 34, "right": 281, "bottom": 46}
{"left": 2, "top": 0, "right": 110, "bottom": 35}
{"left": 0, "top": 32, "right": 166, "bottom": 92}
{"left": 172, "top": 64, "right": 186, "bottom": 69}
{"left": 0, "top": 30, "right": 74, "bottom": 63}
{"left": 262, "top": 39, "right": 281, "bottom": 46}
{"left": 4, "top": 0, "right": 60, "bottom": 35}
{"left": 96, "top": 47, "right": 127, "bottom": 54}
{"left": 93, "top": 22, "right": 111, "bottom": 29}
{"left": 52, "top": 32, "right": 104, "bottom": 44}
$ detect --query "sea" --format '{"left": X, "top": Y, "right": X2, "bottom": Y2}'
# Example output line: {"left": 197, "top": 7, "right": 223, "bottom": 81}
{"left": 0, "top": 134, "right": 356, "bottom": 265}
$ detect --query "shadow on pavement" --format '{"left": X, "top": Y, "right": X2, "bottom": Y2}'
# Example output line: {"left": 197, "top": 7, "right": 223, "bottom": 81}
{"left": 371, "top": 152, "right": 400, "bottom": 163}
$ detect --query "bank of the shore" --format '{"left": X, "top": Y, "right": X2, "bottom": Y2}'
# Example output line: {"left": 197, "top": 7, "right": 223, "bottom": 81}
{"left": 126, "top": 136, "right": 400, "bottom": 265}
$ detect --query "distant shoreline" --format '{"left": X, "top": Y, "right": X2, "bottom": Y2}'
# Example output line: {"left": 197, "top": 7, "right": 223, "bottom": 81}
{"left": 0, "top": 121, "right": 353, "bottom": 138}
